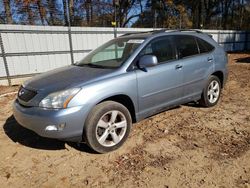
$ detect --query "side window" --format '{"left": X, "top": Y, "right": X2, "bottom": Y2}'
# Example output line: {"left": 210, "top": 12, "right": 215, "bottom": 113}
{"left": 196, "top": 37, "right": 215, "bottom": 53}
{"left": 140, "top": 37, "right": 176, "bottom": 63}
{"left": 175, "top": 35, "right": 199, "bottom": 58}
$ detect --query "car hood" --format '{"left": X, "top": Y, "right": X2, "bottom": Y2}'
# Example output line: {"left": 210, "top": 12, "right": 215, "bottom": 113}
{"left": 23, "top": 65, "right": 115, "bottom": 93}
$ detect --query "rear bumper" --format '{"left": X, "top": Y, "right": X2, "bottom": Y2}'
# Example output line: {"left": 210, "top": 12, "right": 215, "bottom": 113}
{"left": 13, "top": 100, "right": 89, "bottom": 142}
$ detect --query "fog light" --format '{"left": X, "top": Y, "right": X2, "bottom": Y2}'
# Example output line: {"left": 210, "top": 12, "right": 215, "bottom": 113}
{"left": 45, "top": 125, "right": 58, "bottom": 131}
{"left": 45, "top": 123, "right": 66, "bottom": 131}
{"left": 58, "top": 123, "right": 66, "bottom": 131}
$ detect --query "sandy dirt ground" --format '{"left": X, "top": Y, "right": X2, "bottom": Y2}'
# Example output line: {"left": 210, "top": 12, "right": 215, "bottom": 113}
{"left": 0, "top": 53, "right": 249, "bottom": 188}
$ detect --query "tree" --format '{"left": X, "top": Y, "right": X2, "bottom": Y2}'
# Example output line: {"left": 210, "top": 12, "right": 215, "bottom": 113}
{"left": 113, "top": 0, "right": 144, "bottom": 27}
{"left": 63, "top": 0, "right": 69, "bottom": 26}
{"left": 221, "top": 0, "right": 233, "bottom": 29}
{"left": 37, "top": 0, "right": 47, "bottom": 25}
{"left": 3, "top": 0, "right": 13, "bottom": 24}
{"left": 1, "top": 0, "right": 250, "bottom": 29}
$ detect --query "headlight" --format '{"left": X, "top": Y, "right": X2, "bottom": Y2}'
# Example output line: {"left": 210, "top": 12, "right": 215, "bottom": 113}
{"left": 39, "top": 88, "right": 81, "bottom": 109}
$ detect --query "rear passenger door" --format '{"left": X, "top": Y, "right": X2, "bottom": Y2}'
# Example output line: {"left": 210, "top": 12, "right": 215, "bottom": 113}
{"left": 174, "top": 35, "right": 214, "bottom": 100}
{"left": 136, "top": 36, "right": 183, "bottom": 118}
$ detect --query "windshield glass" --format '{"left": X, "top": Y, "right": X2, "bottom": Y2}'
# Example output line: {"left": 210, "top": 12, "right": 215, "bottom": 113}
{"left": 76, "top": 38, "right": 144, "bottom": 68}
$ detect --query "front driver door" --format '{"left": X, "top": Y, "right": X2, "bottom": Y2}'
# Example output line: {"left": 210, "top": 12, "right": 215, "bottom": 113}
{"left": 136, "top": 36, "right": 184, "bottom": 118}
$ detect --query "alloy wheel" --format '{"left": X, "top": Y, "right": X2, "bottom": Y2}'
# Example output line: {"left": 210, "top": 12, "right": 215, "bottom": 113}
{"left": 95, "top": 110, "right": 127, "bottom": 147}
{"left": 207, "top": 80, "right": 220, "bottom": 104}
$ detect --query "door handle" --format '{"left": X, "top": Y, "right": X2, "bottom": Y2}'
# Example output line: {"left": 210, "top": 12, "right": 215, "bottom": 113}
{"left": 207, "top": 57, "right": 213, "bottom": 63}
{"left": 175, "top": 64, "right": 183, "bottom": 69}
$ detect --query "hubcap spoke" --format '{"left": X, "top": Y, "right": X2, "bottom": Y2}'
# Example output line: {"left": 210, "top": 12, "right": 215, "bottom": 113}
{"left": 213, "top": 82, "right": 218, "bottom": 90}
{"left": 110, "top": 111, "right": 118, "bottom": 123}
{"left": 213, "top": 91, "right": 219, "bottom": 98}
{"left": 97, "top": 119, "right": 109, "bottom": 128}
{"left": 98, "top": 129, "right": 109, "bottom": 144}
{"left": 110, "top": 131, "right": 120, "bottom": 144}
{"left": 114, "top": 120, "right": 127, "bottom": 129}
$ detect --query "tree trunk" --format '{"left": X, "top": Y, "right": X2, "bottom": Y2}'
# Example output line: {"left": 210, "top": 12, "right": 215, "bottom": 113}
{"left": 3, "top": 0, "right": 13, "bottom": 24}
{"left": 90, "top": 0, "right": 93, "bottom": 26}
{"left": 231, "top": 0, "right": 235, "bottom": 29}
{"left": 37, "top": 1, "right": 46, "bottom": 25}
{"left": 27, "top": 4, "right": 34, "bottom": 25}
{"left": 192, "top": 1, "right": 202, "bottom": 29}
{"left": 63, "top": 0, "right": 69, "bottom": 26}
{"left": 47, "top": 0, "right": 56, "bottom": 25}
{"left": 69, "top": 0, "right": 74, "bottom": 25}
{"left": 222, "top": 0, "right": 232, "bottom": 29}
{"left": 85, "top": 1, "right": 90, "bottom": 25}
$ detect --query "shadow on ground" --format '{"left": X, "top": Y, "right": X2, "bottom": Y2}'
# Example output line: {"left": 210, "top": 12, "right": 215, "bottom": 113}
{"left": 3, "top": 115, "right": 93, "bottom": 153}
{"left": 235, "top": 55, "right": 250, "bottom": 63}
{"left": 183, "top": 101, "right": 202, "bottom": 108}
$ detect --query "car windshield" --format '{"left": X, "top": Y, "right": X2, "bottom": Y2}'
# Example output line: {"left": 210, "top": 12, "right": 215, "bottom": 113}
{"left": 75, "top": 38, "right": 144, "bottom": 68}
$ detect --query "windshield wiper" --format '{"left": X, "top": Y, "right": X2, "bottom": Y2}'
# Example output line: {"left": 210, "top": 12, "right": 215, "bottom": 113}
{"left": 77, "top": 63, "right": 109, "bottom": 69}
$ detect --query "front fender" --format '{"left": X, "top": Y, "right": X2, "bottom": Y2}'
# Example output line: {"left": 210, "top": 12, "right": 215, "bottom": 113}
{"left": 68, "top": 71, "right": 138, "bottom": 114}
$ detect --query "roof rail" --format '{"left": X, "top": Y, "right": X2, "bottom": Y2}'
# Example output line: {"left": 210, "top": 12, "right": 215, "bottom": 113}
{"left": 120, "top": 31, "right": 152, "bottom": 36}
{"left": 176, "top": 29, "right": 213, "bottom": 37}
{"left": 120, "top": 29, "right": 167, "bottom": 37}
{"left": 120, "top": 29, "right": 213, "bottom": 37}
{"left": 176, "top": 29, "right": 203, "bottom": 33}
{"left": 151, "top": 29, "right": 168, "bottom": 34}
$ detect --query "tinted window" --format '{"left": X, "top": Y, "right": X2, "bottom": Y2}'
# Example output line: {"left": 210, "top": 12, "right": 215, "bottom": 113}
{"left": 175, "top": 36, "right": 199, "bottom": 58}
{"left": 196, "top": 37, "right": 215, "bottom": 53}
{"left": 140, "top": 37, "right": 176, "bottom": 63}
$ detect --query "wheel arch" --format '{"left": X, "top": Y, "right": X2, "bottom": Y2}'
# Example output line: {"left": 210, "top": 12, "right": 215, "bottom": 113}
{"left": 211, "top": 71, "right": 224, "bottom": 88}
{"left": 98, "top": 94, "right": 137, "bottom": 123}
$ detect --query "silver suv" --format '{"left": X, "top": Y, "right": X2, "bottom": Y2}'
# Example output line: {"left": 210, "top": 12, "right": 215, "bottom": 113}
{"left": 13, "top": 30, "right": 228, "bottom": 153}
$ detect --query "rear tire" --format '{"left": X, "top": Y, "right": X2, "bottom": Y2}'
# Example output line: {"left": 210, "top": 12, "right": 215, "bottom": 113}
{"left": 199, "top": 75, "right": 221, "bottom": 107}
{"left": 83, "top": 101, "right": 132, "bottom": 153}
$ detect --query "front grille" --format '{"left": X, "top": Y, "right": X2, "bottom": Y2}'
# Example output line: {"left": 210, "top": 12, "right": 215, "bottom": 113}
{"left": 18, "top": 86, "right": 37, "bottom": 102}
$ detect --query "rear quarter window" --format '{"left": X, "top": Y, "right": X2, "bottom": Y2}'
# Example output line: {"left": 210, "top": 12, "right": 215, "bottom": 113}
{"left": 196, "top": 37, "right": 215, "bottom": 53}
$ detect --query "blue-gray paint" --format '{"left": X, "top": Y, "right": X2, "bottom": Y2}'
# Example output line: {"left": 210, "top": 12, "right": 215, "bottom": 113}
{"left": 13, "top": 31, "right": 228, "bottom": 142}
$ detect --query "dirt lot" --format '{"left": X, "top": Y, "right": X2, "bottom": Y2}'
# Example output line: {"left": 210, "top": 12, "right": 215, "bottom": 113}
{"left": 0, "top": 53, "right": 249, "bottom": 188}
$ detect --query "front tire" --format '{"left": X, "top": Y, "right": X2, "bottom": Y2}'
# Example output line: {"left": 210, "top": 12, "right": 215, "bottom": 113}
{"left": 83, "top": 101, "right": 132, "bottom": 153}
{"left": 199, "top": 75, "right": 221, "bottom": 107}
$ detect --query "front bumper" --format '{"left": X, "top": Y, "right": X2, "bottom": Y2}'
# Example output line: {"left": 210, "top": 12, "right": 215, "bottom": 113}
{"left": 13, "top": 100, "right": 89, "bottom": 142}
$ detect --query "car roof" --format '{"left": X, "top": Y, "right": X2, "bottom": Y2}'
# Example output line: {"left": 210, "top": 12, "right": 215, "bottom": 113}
{"left": 119, "top": 29, "right": 217, "bottom": 46}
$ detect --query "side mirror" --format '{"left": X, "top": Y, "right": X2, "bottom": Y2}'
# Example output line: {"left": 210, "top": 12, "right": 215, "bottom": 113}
{"left": 139, "top": 55, "right": 158, "bottom": 69}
